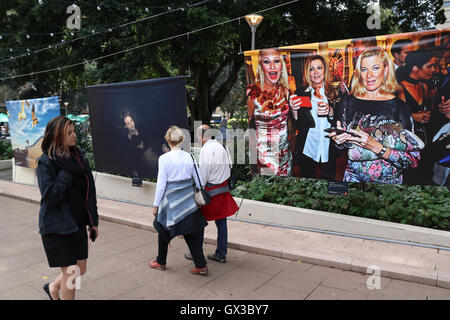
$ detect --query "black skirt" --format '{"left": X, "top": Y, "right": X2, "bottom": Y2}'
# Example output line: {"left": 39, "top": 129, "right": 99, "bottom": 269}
{"left": 41, "top": 225, "right": 88, "bottom": 268}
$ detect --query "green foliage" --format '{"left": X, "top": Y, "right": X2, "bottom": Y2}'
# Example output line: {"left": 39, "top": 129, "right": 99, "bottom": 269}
{"left": 231, "top": 163, "right": 252, "bottom": 184}
{"left": 227, "top": 108, "right": 249, "bottom": 131}
{"left": 232, "top": 175, "right": 450, "bottom": 231}
{"left": 0, "top": 140, "right": 13, "bottom": 160}
{"left": 1, "top": 0, "right": 443, "bottom": 121}
{"left": 382, "top": 0, "right": 445, "bottom": 31}
{"left": 73, "top": 122, "right": 95, "bottom": 170}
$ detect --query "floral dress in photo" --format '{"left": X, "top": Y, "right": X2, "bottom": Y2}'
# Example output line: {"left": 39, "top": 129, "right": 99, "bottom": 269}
{"left": 336, "top": 96, "right": 422, "bottom": 184}
{"left": 248, "top": 84, "right": 292, "bottom": 176}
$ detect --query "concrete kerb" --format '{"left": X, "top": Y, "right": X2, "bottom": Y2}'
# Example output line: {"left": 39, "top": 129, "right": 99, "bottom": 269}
{"left": 232, "top": 197, "right": 450, "bottom": 250}
{"left": 0, "top": 159, "right": 12, "bottom": 170}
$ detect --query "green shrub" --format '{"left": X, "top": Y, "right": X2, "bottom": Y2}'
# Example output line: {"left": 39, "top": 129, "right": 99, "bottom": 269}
{"left": 0, "top": 140, "right": 13, "bottom": 160}
{"left": 73, "top": 122, "right": 95, "bottom": 170}
{"left": 231, "top": 175, "right": 450, "bottom": 231}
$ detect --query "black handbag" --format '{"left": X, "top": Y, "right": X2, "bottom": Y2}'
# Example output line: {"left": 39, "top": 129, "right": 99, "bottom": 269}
{"left": 228, "top": 176, "right": 236, "bottom": 191}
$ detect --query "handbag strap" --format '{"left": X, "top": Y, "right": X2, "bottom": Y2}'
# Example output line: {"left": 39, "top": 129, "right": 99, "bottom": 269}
{"left": 190, "top": 153, "right": 204, "bottom": 189}
{"left": 221, "top": 143, "right": 233, "bottom": 172}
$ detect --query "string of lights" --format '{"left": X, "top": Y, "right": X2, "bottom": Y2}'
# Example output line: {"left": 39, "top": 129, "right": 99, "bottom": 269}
{"left": 0, "top": 0, "right": 215, "bottom": 62}
{"left": 1, "top": 0, "right": 215, "bottom": 39}
{"left": 36, "top": 0, "right": 196, "bottom": 10}
{"left": 0, "top": 0, "right": 300, "bottom": 82}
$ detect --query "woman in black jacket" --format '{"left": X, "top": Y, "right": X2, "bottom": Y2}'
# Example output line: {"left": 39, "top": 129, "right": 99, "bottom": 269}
{"left": 36, "top": 116, "right": 99, "bottom": 300}
{"left": 289, "top": 54, "right": 341, "bottom": 180}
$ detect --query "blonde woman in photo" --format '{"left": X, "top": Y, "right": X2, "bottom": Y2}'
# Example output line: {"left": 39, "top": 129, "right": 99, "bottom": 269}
{"left": 246, "top": 48, "right": 293, "bottom": 176}
{"left": 329, "top": 48, "right": 422, "bottom": 184}
{"left": 289, "top": 54, "right": 342, "bottom": 180}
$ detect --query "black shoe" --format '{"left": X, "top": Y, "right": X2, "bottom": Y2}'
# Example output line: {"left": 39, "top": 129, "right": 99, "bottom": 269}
{"left": 43, "top": 282, "right": 59, "bottom": 300}
{"left": 207, "top": 254, "right": 226, "bottom": 263}
{"left": 184, "top": 252, "right": 193, "bottom": 261}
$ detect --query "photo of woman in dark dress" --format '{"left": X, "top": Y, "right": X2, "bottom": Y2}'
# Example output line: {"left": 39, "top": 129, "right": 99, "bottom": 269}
{"left": 121, "top": 110, "right": 146, "bottom": 177}
{"left": 396, "top": 49, "right": 450, "bottom": 185}
{"left": 119, "top": 109, "right": 159, "bottom": 178}
{"left": 329, "top": 48, "right": 423, "bottom": 184}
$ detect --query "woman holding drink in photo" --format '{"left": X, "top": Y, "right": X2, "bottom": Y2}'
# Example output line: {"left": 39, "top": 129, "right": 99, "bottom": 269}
{"left": 289, "top": 55, "right": 341, "bottom": 180}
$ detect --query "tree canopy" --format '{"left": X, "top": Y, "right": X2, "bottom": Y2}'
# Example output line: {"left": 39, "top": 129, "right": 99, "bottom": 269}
{"left": 0, "top": 0, "right": 445, "bottom": 121}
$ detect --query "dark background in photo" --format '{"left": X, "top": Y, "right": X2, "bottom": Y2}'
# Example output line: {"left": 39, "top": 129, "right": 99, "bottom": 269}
{"left": 87, "top": 76, "right": 188, "bottom": 179}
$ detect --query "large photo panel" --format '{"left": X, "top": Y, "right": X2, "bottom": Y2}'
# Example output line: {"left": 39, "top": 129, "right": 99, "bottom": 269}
{"left": 87, "top": 76, "right": 188, "bottom": 179}
{"left": 6, "top": 96, "right": 60, "bottom": 169}
{"left": 244, "top": 28, "right": 449, "bottom": 186}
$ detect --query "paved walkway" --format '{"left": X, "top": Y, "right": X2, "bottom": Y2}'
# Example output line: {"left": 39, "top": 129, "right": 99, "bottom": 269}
{"left": 0, "top": 182, "right": 449, "bottom": 299}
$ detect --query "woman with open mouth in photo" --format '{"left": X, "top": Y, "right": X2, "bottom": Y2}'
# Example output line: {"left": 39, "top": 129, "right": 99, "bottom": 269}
{"left": 329, "top": 48, "right": 423, "bottom": 184}
{"left": 246, "top": 48, "right": 293, "bottom": 176}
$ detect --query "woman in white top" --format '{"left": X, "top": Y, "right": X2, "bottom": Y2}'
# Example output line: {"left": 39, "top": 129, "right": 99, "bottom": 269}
{"left": 290, "top": 54, "right": 341, "bottom": 180}
{"left": 150, "top": 126, "right": 208, "bottom": 275}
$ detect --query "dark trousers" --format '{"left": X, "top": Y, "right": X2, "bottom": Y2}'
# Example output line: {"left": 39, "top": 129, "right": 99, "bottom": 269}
{"left": 214, "top": 218, "right": 227, "bottom": 259}
{"left": 156, "top": 229, "right": 207, "bottom": 268}
{"left": 299, "top": 153, "right": 335, "bottom": 181}
{"left": 197, "top": 218, "right": 228, "bottom": 259}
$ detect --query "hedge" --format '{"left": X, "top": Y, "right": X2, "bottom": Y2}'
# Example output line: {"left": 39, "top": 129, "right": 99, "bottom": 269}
{"left": 0, "top": 140, "right": 13, "bottom": 160}
{"left": 231, "top": 174, "right": 450, "bottom": 231}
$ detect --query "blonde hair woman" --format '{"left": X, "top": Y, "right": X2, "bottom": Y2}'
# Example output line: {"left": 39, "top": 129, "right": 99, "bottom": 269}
{"left": 150, "top": 126, "right": 209, "bottom": 275}
{"left": 246, "top": 48, "right": 293, "bottom": 176}
{"left": 302, "top": 55, "right": 339, "bottom": 103}
{"left": 350, "top": 48, "right": 401, "bottom": 97}
{"left": 329, "top": 48, "right": 422, "bottom": 184}
{"left": 289, "top": 54, "right": 342, "bottom": 180}
{"left": 255, "top": 49, "right": 290, "bottom": 93}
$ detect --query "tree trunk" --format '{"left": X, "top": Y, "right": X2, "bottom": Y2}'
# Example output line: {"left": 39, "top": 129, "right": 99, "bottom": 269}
{"left": 191, "top": 63, "right": 212, "bottom": 124}
{"left": 188, "top": 57, "right": 244, "bottom": 125}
